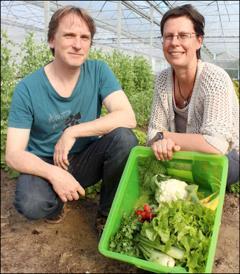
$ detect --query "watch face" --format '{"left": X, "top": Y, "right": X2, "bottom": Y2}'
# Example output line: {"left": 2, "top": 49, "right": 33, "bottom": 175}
{"left": 157, "top": 132, "right": 164, "bottom": 140}
{"left": 149, "top": 132, "right": 163, "bottom": 145}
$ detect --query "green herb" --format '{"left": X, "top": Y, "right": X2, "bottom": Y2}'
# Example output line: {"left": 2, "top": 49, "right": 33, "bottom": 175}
{"left": 137, "top": 157, "right": 167, "bottom": 204}
{"left": 109, "top": 213, "right": 142, "bottom": 257}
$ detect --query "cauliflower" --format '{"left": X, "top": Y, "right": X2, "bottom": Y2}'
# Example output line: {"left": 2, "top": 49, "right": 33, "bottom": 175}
{"left": 155, "top": 178, "right": 188, "bottom": 205}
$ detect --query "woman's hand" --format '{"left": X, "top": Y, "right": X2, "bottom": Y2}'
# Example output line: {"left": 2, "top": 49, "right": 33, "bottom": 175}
{"left": 54, "top": 128, "right": 76, "bottom": 170}
{"left": 151, "top": 138, "right": 181, "bottom": 161}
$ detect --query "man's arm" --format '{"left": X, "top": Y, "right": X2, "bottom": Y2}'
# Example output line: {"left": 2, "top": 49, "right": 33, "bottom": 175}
{"left": 54, "top": 90, "right": 136, "bottom": 169}
{"left": 5, "top": 128, "right": 55, "bottom": 176}
{"left": 69, "top": 90, "right": 136, "bottom": 136}
{"left": 5, "top": 128, "right": 85, "bottom": 202}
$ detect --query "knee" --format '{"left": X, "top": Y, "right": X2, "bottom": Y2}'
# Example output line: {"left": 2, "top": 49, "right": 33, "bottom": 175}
{"left": 14, "top": 175, "right": 60, "bottom": 220}
{"left": 14, "top": 196, "right": 46, "bottom": 220}
{"left": 226, "top": 150, "right": 239, "bottom": 186}
{"left": 109, "top": 127, "right": 138, "bottom": 153}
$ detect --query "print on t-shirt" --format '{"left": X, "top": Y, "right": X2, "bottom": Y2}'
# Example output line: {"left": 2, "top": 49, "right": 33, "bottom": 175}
{"left": 64, "top": 112, "right": 81, "bottom": 130}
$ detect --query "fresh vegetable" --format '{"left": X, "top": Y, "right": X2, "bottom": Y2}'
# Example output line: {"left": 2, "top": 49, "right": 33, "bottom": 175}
{"left": 200, "top": 192, "right": 218, "bottom": 204}
{"left": 135, "top": 203, "right": 156, "bottom": 222}
{"left": 138, "top": 158, "right": 167, "bottom": 202}
{"left": 109, "top": 213, "right": 141, "bottom": 257}
{"left": 154, "top": 175, "right": 188, "bottom": 204}
{"left": 110, "top": 164, "right": 216, "bottom": 273}
{"left": 138, "top": 245, "right": 176, "bottom": 267}
{"left": 200, "top": 192, "right": 219, "bottom": 211}
{"left": 134, "top": 196, "right": 214, "bottom": 272}
{"left": 202, "top": 196, "right": 219, "bottom": 211}
{"left": 153, "top": 174, "right": 201, "bottom": 206}
{"left": 148, "top": 199, "right": 215, "bottom": 273}
{"left": 137, "top": 233, "right": 184, "bottom": 260}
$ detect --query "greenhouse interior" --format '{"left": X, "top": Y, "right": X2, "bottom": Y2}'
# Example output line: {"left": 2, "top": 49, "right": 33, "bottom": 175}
{"left": 1, "top": 0, "right": 239, "bottom": 78}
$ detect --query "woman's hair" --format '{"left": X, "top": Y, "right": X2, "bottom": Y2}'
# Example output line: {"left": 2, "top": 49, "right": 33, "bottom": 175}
{"left": 160, "top": 4, "right": 205, "bottom": 59}
{"left": 48, "top": 6, "right": 96, "bottom": 55}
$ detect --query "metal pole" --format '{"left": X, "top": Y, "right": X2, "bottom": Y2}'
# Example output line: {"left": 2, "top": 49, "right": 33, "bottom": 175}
{"left": 117, "top": 1, "right": 122, "bottom": 50}
{"left": 44, "top": 1, "right": 50, "bottom": 40}
{"left": 150, "top": 5, "right": 155, "bottom": 72}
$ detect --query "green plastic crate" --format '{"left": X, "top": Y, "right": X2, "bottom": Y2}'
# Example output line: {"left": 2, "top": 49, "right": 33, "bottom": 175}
{"left": 98, "top": 146, "right": 228, "bottom": 273}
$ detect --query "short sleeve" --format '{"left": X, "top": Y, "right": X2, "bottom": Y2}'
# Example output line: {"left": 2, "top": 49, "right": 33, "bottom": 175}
{"left": 98, "top": 62, "right": 122, "bottom": 101}
{"left": 8, "top": 81, "right": 33, "bottom": 129}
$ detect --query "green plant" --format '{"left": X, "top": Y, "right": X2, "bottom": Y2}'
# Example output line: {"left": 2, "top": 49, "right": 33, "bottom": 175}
{"left": 89, "top": 49, "right": 154, "bottom": 128}
{"left": 1, "top": 33, "right": 53, "bottom": 176}
{"left": 1, "top": 32, "right": 17, "bottom": 173}
{"left": 133, "top": 129, "right": 147, "bottom": 145}
{"left": 17, "top": 32, "right": 53, "bottom": 78}
{"left": 233, "top": 80, "right": 239, "bottom": 99}
{"left": 229, "top": 182, "right": 240, "bottom": 196}
{"left": 85, "top": 181, "right": 101, "bottom": 199}
{"left": 131, "top": 55, "right": 154, "bottom": 127}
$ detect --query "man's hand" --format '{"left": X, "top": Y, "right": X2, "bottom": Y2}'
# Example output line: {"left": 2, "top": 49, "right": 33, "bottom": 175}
{"left": 54, "top": 128, "right": 76, "bottom": 170}
{"left": 49, "top": 165, "right": 85, "bottom": 202}
{"left": 151, "top": 138, "right": 181, "bottom": 161}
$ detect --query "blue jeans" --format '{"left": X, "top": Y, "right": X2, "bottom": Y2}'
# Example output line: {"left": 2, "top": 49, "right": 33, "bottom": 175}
{"left": 226, "top": 149, "right": 239, "bottom": 187}
{"left": 14, "top": 128, "right": 138, "bottom": 220}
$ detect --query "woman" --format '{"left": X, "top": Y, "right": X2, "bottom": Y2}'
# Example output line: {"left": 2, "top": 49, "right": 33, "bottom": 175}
{"left": 147, "top": 4, "right": 239, "bottom": 186}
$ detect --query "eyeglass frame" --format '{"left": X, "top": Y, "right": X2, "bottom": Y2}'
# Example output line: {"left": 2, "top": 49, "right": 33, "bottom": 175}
{"left": 160, "top": 32, "right": 199, "bottom": 43}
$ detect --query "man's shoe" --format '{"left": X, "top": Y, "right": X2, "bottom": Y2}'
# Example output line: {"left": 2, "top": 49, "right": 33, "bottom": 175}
{"left": 45, "top": 204, "right": 70, "bottom": 224}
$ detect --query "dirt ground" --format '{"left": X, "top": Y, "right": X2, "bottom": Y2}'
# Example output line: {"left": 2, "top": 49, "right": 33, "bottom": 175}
{"left": 1, "top": 170, "right": 239, "bottom": 273}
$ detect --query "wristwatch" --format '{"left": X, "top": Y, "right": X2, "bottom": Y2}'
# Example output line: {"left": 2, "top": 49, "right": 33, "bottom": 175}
{"left": 148, "top": 132, "right": 164, "bottom": 146}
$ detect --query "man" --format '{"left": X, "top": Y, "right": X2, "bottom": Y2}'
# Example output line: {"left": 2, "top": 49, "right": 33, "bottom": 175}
{"left": 5, "top": 6, "right": 138, "bottom": 234}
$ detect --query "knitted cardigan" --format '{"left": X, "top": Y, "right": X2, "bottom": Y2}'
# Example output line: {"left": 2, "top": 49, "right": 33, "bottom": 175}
{"left": 147, "top": 60, "right": 239, "bottom": 154}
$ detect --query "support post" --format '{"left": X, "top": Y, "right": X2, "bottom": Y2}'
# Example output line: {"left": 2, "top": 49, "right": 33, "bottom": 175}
{"left": 117, "top": 1, "right": 122, "bottom": 50}
{"left": 44, "top": 1, "right": 50, "bottom": 40}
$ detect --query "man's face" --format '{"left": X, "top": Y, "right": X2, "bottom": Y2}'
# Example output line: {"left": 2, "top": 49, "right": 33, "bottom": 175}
{"left": 49, "top": 13, "right": 91, "bottom": 68}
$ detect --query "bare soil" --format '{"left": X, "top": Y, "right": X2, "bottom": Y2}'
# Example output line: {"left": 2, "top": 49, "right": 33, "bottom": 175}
{"left": 1, "top": 170, "right": 239, "bottom": 273}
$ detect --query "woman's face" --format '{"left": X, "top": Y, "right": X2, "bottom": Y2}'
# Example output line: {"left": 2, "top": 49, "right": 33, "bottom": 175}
{"left": 162, "top": 16, "right": 203, "bottom": 68}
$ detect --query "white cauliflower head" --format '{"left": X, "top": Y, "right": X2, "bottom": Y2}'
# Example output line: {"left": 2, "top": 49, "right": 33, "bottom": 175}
{"left": 155, "top": 178, "right": 188, "bottom": 204}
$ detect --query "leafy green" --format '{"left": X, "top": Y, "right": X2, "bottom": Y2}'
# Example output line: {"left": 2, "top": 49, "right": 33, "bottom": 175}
{"left": 109, "top": 213, "right": 142, "bottom": 257}
{"left": 110, "top": 167, "right": 215, "bottom": 273}
{"left": 185, "top": 184, "right": 200, "bottom": 203}
{"left": 148, "top": 200, "right": 215, "bottom": 273}
{"left": 137, "top": 157, "right": 167, "bottom": 204}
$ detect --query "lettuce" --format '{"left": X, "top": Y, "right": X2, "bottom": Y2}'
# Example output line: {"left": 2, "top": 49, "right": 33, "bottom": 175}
{"left": 140, "top": 199, "right": 215, "bottom": 273}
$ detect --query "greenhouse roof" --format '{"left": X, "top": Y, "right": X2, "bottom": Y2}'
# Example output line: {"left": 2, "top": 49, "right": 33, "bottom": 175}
{"left": 1, "top": 1, "right": 239, "bottom": 75}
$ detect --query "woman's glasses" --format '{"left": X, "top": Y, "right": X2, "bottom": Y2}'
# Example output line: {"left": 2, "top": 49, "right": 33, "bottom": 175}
{"left": 161, "top": 32, "right": 198, "bottom": 43}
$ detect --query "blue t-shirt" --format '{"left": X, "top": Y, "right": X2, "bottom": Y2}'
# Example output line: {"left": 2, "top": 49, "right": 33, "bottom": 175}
{"left": 8, "top": 60, "right": 121, "bottom": 157}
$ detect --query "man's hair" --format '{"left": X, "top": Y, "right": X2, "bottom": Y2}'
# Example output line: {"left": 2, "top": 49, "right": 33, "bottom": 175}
{"left": 160, "top": 4, "right": 205, "bottom": 59}
{"left": 48, "top": 5, "right": 96, "bottom": 55}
